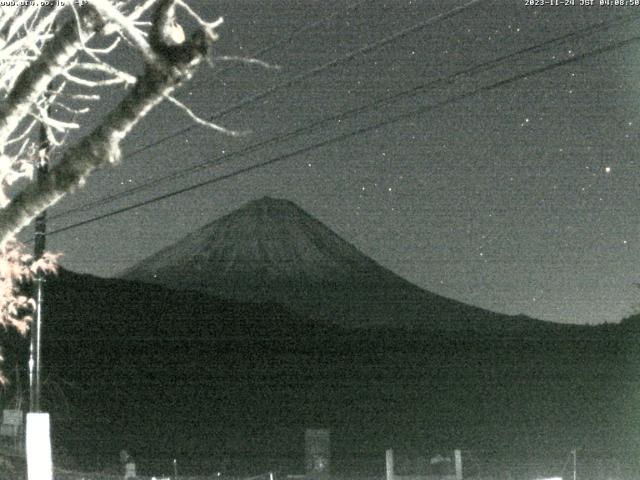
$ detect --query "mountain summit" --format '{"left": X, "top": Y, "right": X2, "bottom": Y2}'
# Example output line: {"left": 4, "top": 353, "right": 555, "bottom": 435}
{"left": 123, "top": 196, "right": 545, "bottom": 330}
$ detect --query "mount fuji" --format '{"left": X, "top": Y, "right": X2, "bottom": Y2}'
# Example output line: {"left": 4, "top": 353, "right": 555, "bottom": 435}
{"left": 5, "top": 197, "right": 633, "bottom": 472}
{"left": 123, "top": 196, "right": 546, "bottom": 330}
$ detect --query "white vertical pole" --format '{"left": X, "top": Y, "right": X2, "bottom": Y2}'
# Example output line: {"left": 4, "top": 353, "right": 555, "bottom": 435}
{"left": 386, "top": 449, "right": 394, "bottom": 480}
{"left": 454, "top": 449, "right": 462, "bottom": 480}
{"left": 26, "top": 413, "right": 52, "bottom": 480}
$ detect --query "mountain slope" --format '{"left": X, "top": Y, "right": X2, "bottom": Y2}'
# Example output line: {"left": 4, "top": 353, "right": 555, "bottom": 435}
{"left": 123, "top": 196, "right": 548, "bottom": 330}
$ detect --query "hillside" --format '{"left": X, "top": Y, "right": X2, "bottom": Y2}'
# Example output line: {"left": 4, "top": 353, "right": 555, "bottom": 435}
{"left": 0, "top": 270, "right": 634, "bottom": 475}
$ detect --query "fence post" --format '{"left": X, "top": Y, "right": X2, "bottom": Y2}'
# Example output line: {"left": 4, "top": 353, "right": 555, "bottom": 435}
{"left": 454, "top": 449, "right": 462, "bottom": 480}
{"left": 386, "top": 449, "right": 394, "bottom": 480}
{"left": 305, "top": 429, "right": 331, "bottom": 476}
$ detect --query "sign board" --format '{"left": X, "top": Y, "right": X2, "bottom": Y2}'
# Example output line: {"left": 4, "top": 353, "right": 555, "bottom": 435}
{"left": 0, "top": 410, "right": 22, "bottom": 438}
{"left": 2, "top": 409, "right": 22, "bottom": 426}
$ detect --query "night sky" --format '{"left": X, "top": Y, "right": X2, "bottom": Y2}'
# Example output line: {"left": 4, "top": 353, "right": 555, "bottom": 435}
{"left": 28, "top": 1, "right": 640, "bottom": 325}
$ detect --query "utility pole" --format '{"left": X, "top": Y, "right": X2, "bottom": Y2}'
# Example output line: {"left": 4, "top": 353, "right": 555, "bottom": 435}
{"left": 29, "top": 118, "right": 49, "bottom": 413}
{"left": 26, "top": 13, "right": 55, "bottom": 478}
{"left": 26, "top": 96, "right": 53, "bottom": 480}
{"left": 572, "top": 448, "right": 577, "bottom": 480}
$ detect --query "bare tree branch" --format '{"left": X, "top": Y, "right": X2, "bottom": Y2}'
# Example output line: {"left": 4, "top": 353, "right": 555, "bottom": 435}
{"left": 0, "top": 0, "right": 216, "bottom": 242}
{"left": 0, "top": 6, "right": 104, "bottom": 149}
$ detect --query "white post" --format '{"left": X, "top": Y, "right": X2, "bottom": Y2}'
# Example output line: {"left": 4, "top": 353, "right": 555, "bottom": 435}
{"left": 26, "top": 412, "right": 53, "bottom": 480}
{"left": 386, "top": 449, "right": 394, "bottom": 480}
{"left": 454, "top": 449, "right": 462, "bottom": 480}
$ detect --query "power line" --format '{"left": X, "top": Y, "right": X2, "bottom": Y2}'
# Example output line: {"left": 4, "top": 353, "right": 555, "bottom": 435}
{"left": 48, "top": 12, "right": 640, "bottom": 222}
{"left": 179, "top": 0, "right": 370, "bottom": 93}
{"left": 47, "top": 0, "right": 481, "bottom": 222}
{"left": 49, "top": 0, "right": 487, "bottom": 221}
{"left": 43, "top": 33, "right": 640, "bottom": 239}
{"left": 108, "top": 0, "right": 370, "bottom": 160}
{"left": 122, "top": 0, "right": 485, "bottom": 158}
{"left": 48, "top": 34, "right": 640, "bottom": 236}
{"left": 202, "top": 0, "right": 370, "bottom": 80}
